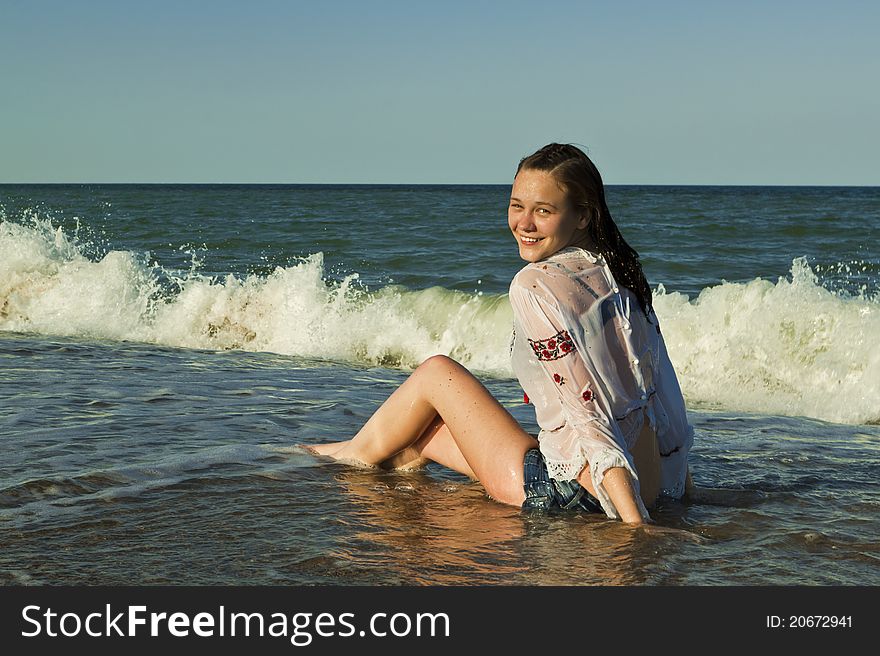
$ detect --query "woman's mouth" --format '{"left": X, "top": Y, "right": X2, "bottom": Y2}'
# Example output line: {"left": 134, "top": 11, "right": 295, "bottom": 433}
{"left": 519, "top": 235, "right": 543, "bottom": 246}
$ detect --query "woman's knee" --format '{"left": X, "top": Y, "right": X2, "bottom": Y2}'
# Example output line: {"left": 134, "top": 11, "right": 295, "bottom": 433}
{"left": 414, "top": 354, "right": 465, "bottom": 386}
{"left": 418, "top": 354, "right": 457, "bottom": 374}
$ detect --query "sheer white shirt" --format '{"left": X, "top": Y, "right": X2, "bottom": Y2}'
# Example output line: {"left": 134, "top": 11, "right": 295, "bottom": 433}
{"left": 509, "top": 247, "right": 693, "bottom": 519}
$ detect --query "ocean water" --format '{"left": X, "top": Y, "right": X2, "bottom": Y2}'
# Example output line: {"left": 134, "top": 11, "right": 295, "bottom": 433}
{"left": 1, "top": 183, "right": 878, "bottom": 585}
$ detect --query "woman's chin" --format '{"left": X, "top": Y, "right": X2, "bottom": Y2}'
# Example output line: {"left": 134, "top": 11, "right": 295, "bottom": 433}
{"left": 517, "top": 247, "right": 541, "bottom": 263}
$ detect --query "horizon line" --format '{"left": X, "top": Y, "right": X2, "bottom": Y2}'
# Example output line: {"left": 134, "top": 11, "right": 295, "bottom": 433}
{"left": 2, "top": 181, "right": 878, "bottom": 188}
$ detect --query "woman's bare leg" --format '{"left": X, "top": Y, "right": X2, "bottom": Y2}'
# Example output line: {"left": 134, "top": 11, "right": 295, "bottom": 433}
{"left": 311, "top": 418, "right": 477, "bottom": 476}
{"left": 311, "top": 355, "right": 537, "bottom": 506}
{"left": 389, "top": 416, "right": 479, "bottom": 476}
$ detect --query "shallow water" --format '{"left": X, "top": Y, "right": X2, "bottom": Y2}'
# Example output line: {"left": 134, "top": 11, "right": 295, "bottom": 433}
{"left": 2, "top": 333, "right": 878, "bottom": 585}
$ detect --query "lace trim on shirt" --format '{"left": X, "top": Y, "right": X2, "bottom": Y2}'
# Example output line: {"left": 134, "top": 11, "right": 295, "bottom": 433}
{"left": 544, "top": 455, "right": 588, "bottom": 482}
{"left": 528, "top": 329, "right": 577, "bottom": 361}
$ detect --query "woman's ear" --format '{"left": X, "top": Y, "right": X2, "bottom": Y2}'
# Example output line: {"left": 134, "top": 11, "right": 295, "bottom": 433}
{"left": 577, "top": 209, "right": 592, "bottom": 230}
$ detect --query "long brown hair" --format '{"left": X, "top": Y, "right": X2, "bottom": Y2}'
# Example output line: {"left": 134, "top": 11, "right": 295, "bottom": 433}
{"left": 516, "top": 143, "right": 653, "bottom": 315}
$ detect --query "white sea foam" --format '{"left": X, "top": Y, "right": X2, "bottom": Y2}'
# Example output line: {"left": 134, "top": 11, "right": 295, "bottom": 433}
{"left": 2, "top": 218, "right": 878, "bottom": 425}
{"left": 0, "top": 217, "right": 513, "bottom": 372}
{"left": 653, "top": 259, "right": 879, "bottom": 425}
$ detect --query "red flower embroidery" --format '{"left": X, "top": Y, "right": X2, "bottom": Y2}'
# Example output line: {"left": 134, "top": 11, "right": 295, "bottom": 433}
{"left": 582, "top": 389, "right": 593, "bottom": 402}
{"left": 553, "top": 373, "right": 565, "bottom": 385}
{"left": 528, "top": 330, "right": 577, "bottom": 361}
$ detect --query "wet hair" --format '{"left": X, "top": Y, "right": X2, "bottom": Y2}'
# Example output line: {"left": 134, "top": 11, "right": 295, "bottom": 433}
{"left": 516, "top": 142, "right": 653, "bottom": 315}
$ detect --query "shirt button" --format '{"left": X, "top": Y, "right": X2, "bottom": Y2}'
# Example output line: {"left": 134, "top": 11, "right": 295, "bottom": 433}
{"left": 632, "top": 358, "right": 639, "bottom": 365}
{"left": 613, "top": 287, "right": 619, "bottom": 293}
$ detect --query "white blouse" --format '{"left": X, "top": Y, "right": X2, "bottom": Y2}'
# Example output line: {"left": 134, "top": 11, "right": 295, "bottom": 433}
{"left": 509, "top": 246, "right": 693, "bottom": 520}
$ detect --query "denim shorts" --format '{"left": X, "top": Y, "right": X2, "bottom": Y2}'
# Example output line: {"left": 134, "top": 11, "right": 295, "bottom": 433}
{"left": 522, "top": 448, "right": 603, "bottom": 513}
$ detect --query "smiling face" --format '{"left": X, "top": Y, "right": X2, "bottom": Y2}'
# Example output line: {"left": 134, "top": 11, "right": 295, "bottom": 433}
{"left": 508, "top": 168, "right": 589, "bottom": 263}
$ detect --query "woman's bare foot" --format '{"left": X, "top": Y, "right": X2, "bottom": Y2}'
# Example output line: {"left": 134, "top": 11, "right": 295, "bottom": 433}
{"left": 379, "top": 444, "right": 430, "bottom": 471}
{"left": 304, "top": 441, "right": 348, "bottom": 457}
{"left": 304, "top": 440, "right": 429, "bottom": 471}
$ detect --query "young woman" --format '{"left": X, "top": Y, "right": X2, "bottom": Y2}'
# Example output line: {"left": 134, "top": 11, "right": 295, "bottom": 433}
{"left": 310, "top": 143, "right": 694, "bottom": 524}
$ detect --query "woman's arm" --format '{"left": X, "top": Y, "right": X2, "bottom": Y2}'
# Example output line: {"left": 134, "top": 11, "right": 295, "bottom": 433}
{"left": 576, "top": 465, "right": 645, "bottom": 524}
{"left": 599, "top": 468, "right": 646, "bottom": 524}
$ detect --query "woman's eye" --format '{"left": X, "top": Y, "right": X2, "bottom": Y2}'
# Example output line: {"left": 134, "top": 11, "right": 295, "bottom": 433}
{"left": 536, "top": 208, "right": 550, "bottom": 214}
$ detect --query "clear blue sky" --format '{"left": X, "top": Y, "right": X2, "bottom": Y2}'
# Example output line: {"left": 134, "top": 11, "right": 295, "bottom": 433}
{"left": 1, "top": 0, "right": 877, "bottom": 184}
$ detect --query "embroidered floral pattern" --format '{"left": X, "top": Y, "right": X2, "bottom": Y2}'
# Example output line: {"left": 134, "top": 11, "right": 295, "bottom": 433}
{"left": 528, "top": 330, "right": 577, "bottom": 361}
{"left": 582, "top": 389, "right": 593, "bottom": 402}
{"left": 553, "top": 373, "right": 565, "bottom": 386}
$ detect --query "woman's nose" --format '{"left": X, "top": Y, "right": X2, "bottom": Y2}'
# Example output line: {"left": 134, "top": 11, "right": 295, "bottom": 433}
{"left": 517, "top": 211, "right": 536, "bottom": 229}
